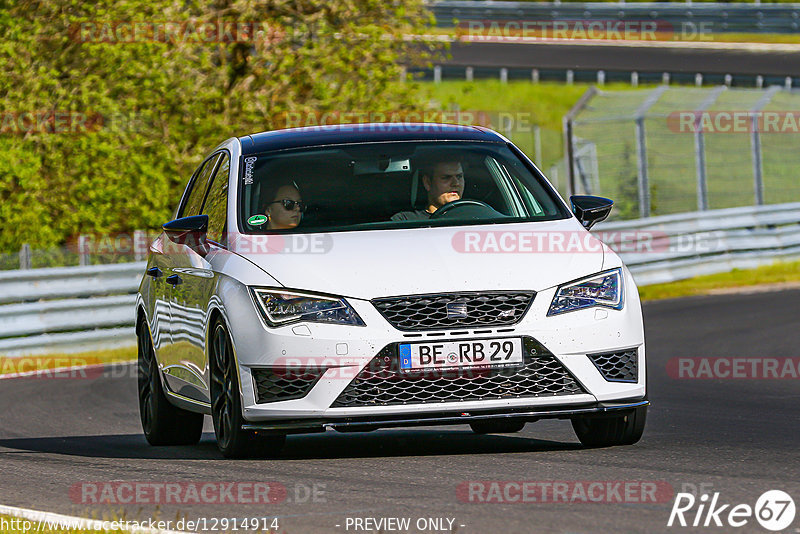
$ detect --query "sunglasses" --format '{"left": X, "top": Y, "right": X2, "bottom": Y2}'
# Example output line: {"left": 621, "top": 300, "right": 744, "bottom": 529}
{"left": 270, "top": 199, "right": 307, "bottom": 212}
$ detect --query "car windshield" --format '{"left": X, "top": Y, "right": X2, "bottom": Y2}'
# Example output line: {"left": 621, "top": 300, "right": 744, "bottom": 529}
{"left": 239, "top": 141, "right": 569, "bottom": 233}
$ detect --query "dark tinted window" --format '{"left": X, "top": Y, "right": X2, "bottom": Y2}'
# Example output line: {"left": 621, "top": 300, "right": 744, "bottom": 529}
{"left": 202, "top": 153, "right": 230, "bottom": 244}
{"left": 180, "top": 154, "right": 221, "bottom": 218}
{"left": 239, "top": 142, "right": 569, "bottom": 233}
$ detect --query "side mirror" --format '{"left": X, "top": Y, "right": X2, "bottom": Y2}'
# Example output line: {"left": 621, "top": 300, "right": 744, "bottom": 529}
{"left": 162, "top": 215, "right": 210, "bottom": 255}
{"left": 570, "top": 195, "right": 613, "bottom": 230}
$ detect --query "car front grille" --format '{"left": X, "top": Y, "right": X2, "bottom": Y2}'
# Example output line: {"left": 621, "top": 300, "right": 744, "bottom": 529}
{"left": 331, "top": 337, "right": 585, "bottom": 408}
{"left": 371, "top": 291, "right": 535, "bottom": 331}
{"left": 588, "top": 349, "right": 638, "bottom": 382}
{"left": 252, "top": 367, "right": 327, "bottom": 404}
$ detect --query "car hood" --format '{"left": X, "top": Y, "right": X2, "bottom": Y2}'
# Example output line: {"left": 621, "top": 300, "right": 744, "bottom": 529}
{"left": 233, "top": 218, "right": 606, "bottom": 300}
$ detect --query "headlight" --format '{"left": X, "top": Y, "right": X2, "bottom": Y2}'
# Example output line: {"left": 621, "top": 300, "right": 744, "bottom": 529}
{"left": 547, "top": 268, "right": 623, "bottom": 316}
{"left": 251, "top": 288, "right": 365, "bottom": 327}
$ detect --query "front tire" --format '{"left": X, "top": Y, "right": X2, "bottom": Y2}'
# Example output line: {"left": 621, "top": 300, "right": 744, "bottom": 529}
{"left": 137, "top": 320, "right": 204, "bottom": 446}
{"left": 571, "top": 406, "right": 647, "bottom": 447}
{"left": 210, "top": 320, "right": 285, "bottom": 458}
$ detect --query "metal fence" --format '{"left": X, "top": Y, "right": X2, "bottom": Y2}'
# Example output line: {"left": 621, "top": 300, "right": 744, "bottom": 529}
{"left": 0, "top": 262, "right": 145, "bottom": 356}
{"left": 564, "top": 85, "right": 800, "bottom": 220}
{"left": 594, "top": 201, "right": 800, "bottom": 285}
{"left": 0, "top": 230, "right": 150, "bottom": 271}
{"left": 2, "top": 203, "right": 799, "bottom": 356}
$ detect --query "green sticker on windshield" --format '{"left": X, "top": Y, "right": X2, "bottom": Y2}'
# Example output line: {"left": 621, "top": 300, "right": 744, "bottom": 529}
{"left": 248, "top": 214, "right": 268, "bottom": 226}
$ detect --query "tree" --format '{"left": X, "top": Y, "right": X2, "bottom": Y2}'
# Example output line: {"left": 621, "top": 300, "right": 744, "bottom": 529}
{"left": 0, "top": 0, "right": 440, "bottom": 250}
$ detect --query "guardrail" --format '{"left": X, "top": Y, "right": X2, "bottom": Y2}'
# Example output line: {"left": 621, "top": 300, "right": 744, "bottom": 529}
{"left": 1, "top": 203, "right": 798, "bottom": 356}
{"left": 0, "top": 263, "right": 145, "bottom": 356}
{"left": 594, "top": 202, "right": 800, "bottom": 285}
{"left": 429, "top": 1, "right": 800, "bottom": 33}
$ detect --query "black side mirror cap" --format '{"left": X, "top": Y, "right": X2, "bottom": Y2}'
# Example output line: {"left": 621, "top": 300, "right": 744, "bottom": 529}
{"left": 570, "top": 195, "right": 613, "bottom": 230}
{"left": 162, "top": 215, "right": 210, "bottom": 255}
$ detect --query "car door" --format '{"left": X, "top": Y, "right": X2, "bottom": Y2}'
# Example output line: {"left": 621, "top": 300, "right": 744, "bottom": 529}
{"left": 162, "top": 152, "right": 230, "bottom": 404}
{"left": 148, "top": 157, "right": 213, "bottom": 357}
{"left": 158, "top": 153, "right": 221, "bottom": 401}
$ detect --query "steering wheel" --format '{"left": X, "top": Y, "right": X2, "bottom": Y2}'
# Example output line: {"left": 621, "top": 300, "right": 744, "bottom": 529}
{"left": 429, "top": 199, "right": 497, "bottom": 220}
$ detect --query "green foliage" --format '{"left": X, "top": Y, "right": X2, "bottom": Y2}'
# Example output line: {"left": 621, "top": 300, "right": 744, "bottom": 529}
{"left": 0, "top": 0, "right": 439, "bottom": 251}
{"left": 422, "top": 80, "right": 589, "bottom": 132}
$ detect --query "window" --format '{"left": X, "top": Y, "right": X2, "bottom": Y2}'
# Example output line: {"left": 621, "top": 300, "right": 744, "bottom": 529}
{"left": 202, "top": 153, "right": 230, "bottom": 245}
{"left": 239, "top": 141, "right": 569, "bottom": 234}
{"left": 180, "top": 154, "right": 221, "bottom": 218}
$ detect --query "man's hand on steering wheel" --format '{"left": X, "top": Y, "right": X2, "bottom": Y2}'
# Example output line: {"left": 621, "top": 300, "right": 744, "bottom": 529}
{"left": 429, "top": 199, "right": 495, "bottom": 219}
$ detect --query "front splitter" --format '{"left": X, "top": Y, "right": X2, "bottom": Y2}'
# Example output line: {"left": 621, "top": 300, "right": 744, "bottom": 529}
{"left": 241, "top": 399, "right": 650, "bottom": 435}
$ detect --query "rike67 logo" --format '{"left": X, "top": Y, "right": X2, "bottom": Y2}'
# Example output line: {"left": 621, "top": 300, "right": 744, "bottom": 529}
{"left": 668, "top": 490, "right": 795, "bottom": 531}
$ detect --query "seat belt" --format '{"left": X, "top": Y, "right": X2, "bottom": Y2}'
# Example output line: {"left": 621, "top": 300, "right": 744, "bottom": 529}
{"left": 410, "top": 170, "right": 419, "bottom": 207}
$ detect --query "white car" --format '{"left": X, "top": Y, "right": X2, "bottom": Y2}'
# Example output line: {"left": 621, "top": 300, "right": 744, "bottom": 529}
{"left": 136, "top": 123, "right": 647, "bottom": 458}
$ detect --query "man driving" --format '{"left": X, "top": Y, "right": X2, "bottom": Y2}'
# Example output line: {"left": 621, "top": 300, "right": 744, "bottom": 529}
{"left": 391, "top": 158, "right": 464, "bottom": 221}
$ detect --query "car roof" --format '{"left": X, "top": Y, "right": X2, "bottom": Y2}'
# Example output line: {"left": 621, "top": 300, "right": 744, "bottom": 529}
{"left": 239, "top": 123, "right": 506, "bottom": 154}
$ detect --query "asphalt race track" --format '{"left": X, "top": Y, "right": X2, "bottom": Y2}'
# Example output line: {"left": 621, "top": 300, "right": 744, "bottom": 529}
{"left": 1, "top": 289, "right": 799, "bottom": 534}
{"left": 446, "top": 41, "right": 800, "bottom": 76}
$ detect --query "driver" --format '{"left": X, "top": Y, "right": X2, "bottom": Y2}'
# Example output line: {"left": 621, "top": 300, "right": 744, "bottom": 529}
{"left": 391, "top": 158, "right": 464, "bottom": 221}
{"left": 264, "top": 180, "right": 305, "bottom": 230}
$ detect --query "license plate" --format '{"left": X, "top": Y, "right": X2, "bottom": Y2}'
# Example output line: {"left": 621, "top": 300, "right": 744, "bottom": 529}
{"left": 398, "top": 338, "right": 523, "bottom": 371}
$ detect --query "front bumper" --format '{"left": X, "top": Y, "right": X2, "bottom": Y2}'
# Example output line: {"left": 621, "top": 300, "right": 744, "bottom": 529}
{"left": 226, "top": 267, "right": 646, "bottom": 423}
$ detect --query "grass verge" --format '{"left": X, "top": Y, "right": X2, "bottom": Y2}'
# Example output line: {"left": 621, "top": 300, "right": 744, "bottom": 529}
{"left": 0, "top": 346, "right": 136, "bottom": 377}
{"left": 638, "top": 260, "right": 800, "bottom": 301}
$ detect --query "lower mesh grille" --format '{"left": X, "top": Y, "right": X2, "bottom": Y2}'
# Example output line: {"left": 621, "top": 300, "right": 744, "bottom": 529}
{"left": 588, "top": 349, "right": 638, "bottom": 382}
{"left": 252, "top": 367, "right": 327, "bottom": 404}
{"left": 331, "top": 337, "right": 585, "bottom": 408}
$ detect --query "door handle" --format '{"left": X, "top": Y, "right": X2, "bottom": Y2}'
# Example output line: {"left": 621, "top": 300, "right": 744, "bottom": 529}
{"left": 166, "top": 274, "right": 183, "bottom": 286}
{"left": 146, "top": 267, "right": 162, "bottom": 278}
